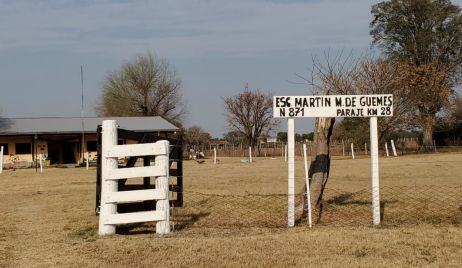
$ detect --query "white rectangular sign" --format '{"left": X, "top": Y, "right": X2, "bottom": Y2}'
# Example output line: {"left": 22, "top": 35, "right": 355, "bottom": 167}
{"left": 273, "top": 94, "right": 393, "bottom": 118}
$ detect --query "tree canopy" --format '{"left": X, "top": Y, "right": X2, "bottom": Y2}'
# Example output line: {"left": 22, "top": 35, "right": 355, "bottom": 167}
{"left": 97, "top": 52, "right": 186, "bottom": 127}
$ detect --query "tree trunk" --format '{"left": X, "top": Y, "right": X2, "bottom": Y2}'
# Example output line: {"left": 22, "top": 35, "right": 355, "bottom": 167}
{"left": 421, "top": 114, "right": 434, "bottom": 149}
{"left": 306, "top": 117, "right": 335, "bottom": 223}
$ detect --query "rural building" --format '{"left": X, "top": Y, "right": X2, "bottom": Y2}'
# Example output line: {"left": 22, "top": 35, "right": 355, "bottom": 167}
{"left": 0, "top": 117, "right": 179, "bottom": 167}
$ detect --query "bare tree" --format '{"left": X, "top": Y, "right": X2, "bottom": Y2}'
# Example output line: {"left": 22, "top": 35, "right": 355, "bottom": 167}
{"left": 224, "top": 89, "right": 277, "bottom": 150}
{"left": 97, "top": 52, "right": 186, "bottom": 127}
{"left": 293, "top": 51, "right": 357, "bottom": 222}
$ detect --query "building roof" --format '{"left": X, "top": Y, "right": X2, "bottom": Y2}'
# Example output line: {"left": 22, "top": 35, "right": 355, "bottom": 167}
{"left": 0, "top": 117, "right": 179, "bottom": 135}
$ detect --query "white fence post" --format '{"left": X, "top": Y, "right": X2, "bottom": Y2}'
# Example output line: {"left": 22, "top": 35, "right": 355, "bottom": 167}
{"left": 351, "top": 143, "right": 355, "bottom": 159}
{"left": 39, "top": 153, "right": 43, "bottom": 173}
{"left": 155, "top": 140, "right": 170, "bottom": 234}
{"left": 0, "top": 146, "right": 3, "bottom": 174}
{"left": 303, "top": 144, "right": 312, "bottom": 228}
{"left": 370, "top": 117, "right": 381, "bottom": 225}
{"left": 214, "top": 147, "right": 217, "bottom": 164}
{"left": 391, "top": 140, "right": 397, "bottom": 157}
{"left": 86, "top": 152, "right": 89, "bottom": 170}
{"left": 342, "top": 140, "right": 345, "bottom": 157}
{"left": 99, "top": 120, "right": 118, "bottom": 236}
{"left": 249, "top": 147, "right": 253, "bottom": 163}
{"left": 284, "top": 144, "right": 287, "bottom": 162}
{"left": 365, "top": 143, "right": 367, "bottom": 155}
{"left": 287, "top": 118, "right": 295, "bottom": 227}
{"left": 385, "top": 142, "right": 390, "bottom": 157}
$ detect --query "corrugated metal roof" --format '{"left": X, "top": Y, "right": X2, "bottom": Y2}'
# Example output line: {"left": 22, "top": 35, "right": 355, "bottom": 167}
{"left": 0, "top": 117, "right": 179, "bottom": 135}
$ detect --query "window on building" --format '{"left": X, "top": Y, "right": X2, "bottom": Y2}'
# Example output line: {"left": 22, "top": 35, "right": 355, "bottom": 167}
{"left": 86, "top": 141, "right": 97, "bottom": 152}
{"left": 15, "top": 143, "right": 31, "bottom": 154}
{"left": 0, "top": 143, "right": 8, "bottom": 155}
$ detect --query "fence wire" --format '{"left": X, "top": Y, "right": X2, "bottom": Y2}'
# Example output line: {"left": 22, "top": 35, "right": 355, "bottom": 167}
{"left": 171, "top": 186, "right": 462, "bottom": 229}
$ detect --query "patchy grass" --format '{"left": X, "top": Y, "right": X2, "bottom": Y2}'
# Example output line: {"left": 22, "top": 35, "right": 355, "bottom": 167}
{"left": 1, "top": 153, "right": 462, "bottom": 267}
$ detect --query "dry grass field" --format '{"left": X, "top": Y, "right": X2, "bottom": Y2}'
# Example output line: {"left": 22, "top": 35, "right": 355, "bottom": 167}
{"left": 1, "top": 153, "right": 462, "bottom": 267}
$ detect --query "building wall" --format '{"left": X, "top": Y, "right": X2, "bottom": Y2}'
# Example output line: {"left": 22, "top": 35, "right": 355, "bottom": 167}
{"left": 0, "top": 136, "right": 34, "bottom": 163}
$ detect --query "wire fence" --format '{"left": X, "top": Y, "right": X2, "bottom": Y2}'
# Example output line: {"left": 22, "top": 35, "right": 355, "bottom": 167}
{"left": 171, "top": 186, "right": 462, "bottom": 229}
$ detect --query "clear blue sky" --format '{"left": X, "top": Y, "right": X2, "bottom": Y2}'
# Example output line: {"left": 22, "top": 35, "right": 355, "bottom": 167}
{"left": 1, "top": 0, "right": 460, "bottom": 137}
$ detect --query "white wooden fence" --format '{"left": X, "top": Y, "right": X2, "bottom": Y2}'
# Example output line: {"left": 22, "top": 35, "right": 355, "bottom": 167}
{"left": 98, "top": 120, "right": 170, "bottom": 236}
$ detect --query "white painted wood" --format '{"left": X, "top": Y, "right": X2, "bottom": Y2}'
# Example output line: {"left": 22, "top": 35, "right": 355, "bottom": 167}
{"left": 273, "top": 94, "right": 393, "bottom": 118}
{"left": 99, "top": 120, "right": 118, "bottom": 235}
{"left": 370, "top": 117, "right": 381, "bottom": 225}
{"left": 104, "top": 210, "right": 166, "bottom": 225}
{"left": 284, "top": 144, "right": 287, "bottom": 162}
{"left": 391, "top": 140, "right": 397, "bottom": 157}
{"left": 287, "top": 118, "right": 295, "bottom": 227}
{"left": 249, "top": 147, "right": 252, "bottom": 163}
{"left": 385, "top": 142, "right": 389, "bottom": 157}
{"left": 214, "top": 147, "right": 217, "bottom": 164}
{"left": 303, "top": 144, "right": 312, "bottom": 228}
{"left": 39, "top": 153, "right": 43, "bottom": 173}
{"left": 351, "top": 143, "right": 355, "bottom": 159}
{"left": 105, "top": 143, "right": 167, "bottom": 158}
{"left": 155, "top": 140, "right": 170, "bottom": 234}
{"left": 342, "top": 141, "right": 345, "bottom": 156}
{"left": 105, "top": 189, "right": 167, "bottom": 204}
{"left": 86, "top": 152, "right": 89, "bottom": 170}
{"left": 0, "top": 146, "right": 3, "bottom": 174}
{"left": 106, "top": 165, "right": 167, "bottom": 180}
{"left": 365, "top": 143, "right": 367, "bottom": 155}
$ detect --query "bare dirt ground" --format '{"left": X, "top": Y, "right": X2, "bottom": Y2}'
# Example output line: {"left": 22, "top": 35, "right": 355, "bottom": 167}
{"left": 1, "top": 153, "right": 462, "bottom": 267}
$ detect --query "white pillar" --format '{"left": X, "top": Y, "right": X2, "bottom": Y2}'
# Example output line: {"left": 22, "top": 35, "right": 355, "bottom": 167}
{"left": 0, "top": 146, "right": 3, "bottom": 174}
{"left": 214, "top": 147, "right": 217, "bottom": 164}
{"left": 155, "top": 140, "right": 170, "bottom": 234}
{"left": 365, "top": 143, "right": 367, "bottom": 155}
{"left": 287, "top": 118, "right": 295, "bottom": 227}
{"left": 351, "top": 143, "right": 355, "bottom": 159}
{"left": 391, "top": 140, "right": 397, "bottom": 157}
{"left": 284, "top": 144, "right": 287, "bottom": 162}
{"left": 303, "top": 144, "right": 312, "bottom": 228}
{"left": 370, "top": 117, "right": 380, "bottom": 225}
{"left": 86, "top": 152, "right": 89, "bottom": 170}
{"left": 39, "top": 153, "right": 43, "bottom": 173}
{"left": 249, "top": 147, "right": 252, "bottom": 163}
{"left": 385, "top": 142, "right": 389, "bottom": 157}
{"left": 342, "top": 140, "right": 345, "bottom": 156}
{"left": 98, "top": 120, "right": 118, "bottom": 236}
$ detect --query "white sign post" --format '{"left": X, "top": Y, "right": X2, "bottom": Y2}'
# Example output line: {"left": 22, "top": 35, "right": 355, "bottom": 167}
{"left": 0, "top": 146, "right": 3, "bottom": 174}
{"left": 273, "top": 94, "right": 393, "bottom": 227}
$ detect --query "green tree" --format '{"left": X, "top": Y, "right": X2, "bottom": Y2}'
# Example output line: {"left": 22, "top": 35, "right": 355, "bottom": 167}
{"left": 370, "top": 0, "right": 462, "bottom": 146}
{"left": 277, "top": 132, "right": 287, "bottom": 142}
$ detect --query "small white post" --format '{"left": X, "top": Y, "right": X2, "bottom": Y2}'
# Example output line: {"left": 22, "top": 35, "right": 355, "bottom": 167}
{"left": 303, "top": 144, "right": 312, "bottom": 228}
{"left": 0, "top": 146, "right": 3, "bottom": 174}
{"left": 86, "top": 152, "right": 89, "bottom": 170}
{"left": 350, "top": 143, "right": 355, "bottom": 159}
{"left": 385, "top": 142, "right": 389, "bottom": 157}
{"left": 287, "top": 118, "right": 295, "bottom": 227}
{"left": 249, "top": 146, "right": 253, "bottom": 163}
{"left": 390, "top": 140, "right": 397, "bottom": 157}
{"left": 370, "top": 117, "right": 381, "bottom": 225}
{"left": 365, "top": 143, "right": 367, "bottom": 155}
{"left": 213, "top": 147, "right": 217, "bottom": 164}
{"left": 284, "top": 144, "right": 287, "bottom": 162}
{"left": 98, "top": 120, "right": 118, "bottom": 236}
{"left": 155, "top": 140, "right": 170, "bottom": 234}
{"left": 342, "top": 140, "right": 345, "bottom": 157}
{"left": 39, "top": 153, "right": 43, "bottom": 173}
